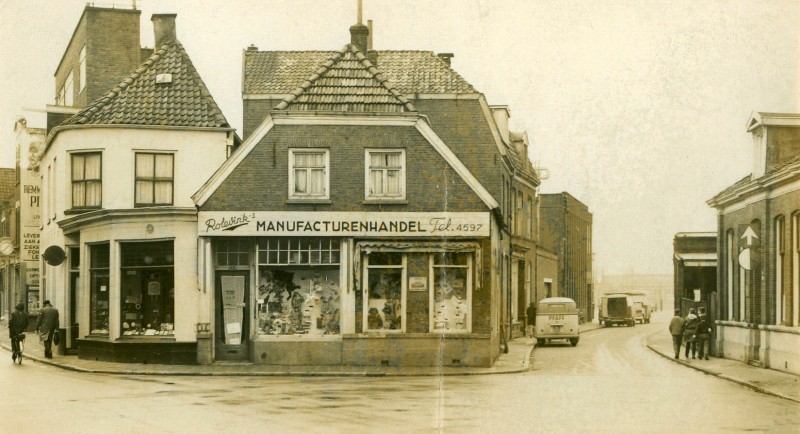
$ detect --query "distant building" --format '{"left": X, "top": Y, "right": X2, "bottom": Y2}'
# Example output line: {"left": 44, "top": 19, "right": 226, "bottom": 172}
{"left": 673, "top": 232, "right": 717, "bottom": 314}
{"left": 707, "top": 112, "right": 800, "bottom": 375}
{"left": 540, "top": 192, "right": 593, "bottom": 320}
{"left": 594, "top": 273, "right": 673, "bottom": 314}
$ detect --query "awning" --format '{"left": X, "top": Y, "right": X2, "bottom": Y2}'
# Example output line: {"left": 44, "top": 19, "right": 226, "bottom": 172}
{"left": 674, "top": 252, "right": 717, "bottom": 267}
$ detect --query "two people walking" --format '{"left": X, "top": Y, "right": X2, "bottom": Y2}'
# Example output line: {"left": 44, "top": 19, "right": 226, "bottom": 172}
{"left": 669, "top": 307, "right": 712, "bottom": 360}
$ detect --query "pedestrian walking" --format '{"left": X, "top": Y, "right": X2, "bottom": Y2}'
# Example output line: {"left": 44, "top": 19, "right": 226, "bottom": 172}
{"left": 35, "top": 300, "right": 60, "bottom": 359}
{"left": 8, "top": 303, "right": 29, "bottom": 362}
{"left": 694, "top": 310, "right": 713, "bottom": 360}
{"left": 526, "top": 302, "right": 537, "bottom": 337}
{"left": 668, "top": 308, "right": 685, "bottom": 359}
{"left": 683, "top": 308, "right": 699, "bottom": 359}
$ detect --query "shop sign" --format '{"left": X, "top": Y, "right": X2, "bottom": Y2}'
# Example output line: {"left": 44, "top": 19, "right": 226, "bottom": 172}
{"left": 198, "top": 211, "right": 491, "bottom": 237}
{"left": 409, "top": 277, "right": 427, "bottom": 292}
{"left": 25, "top": 265, "right": 39, "bottom": 287}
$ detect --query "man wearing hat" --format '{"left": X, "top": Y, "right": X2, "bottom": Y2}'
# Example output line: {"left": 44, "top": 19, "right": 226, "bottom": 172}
{"left": 35, "top": 300, "right": 60, "bottom": 358}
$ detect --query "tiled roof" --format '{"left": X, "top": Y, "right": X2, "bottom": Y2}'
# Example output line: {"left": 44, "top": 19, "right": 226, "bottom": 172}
{"left": 61, "top": 41, "right": 230, "bottom": 128}
{"left": 276, "top": 44, "right": 415, "bottom": 112}
{"left": 244, "top": 49, "right": 477, "bottom": 95}
{"left": 0, "top": 168, "right": 16, "bottom": 201}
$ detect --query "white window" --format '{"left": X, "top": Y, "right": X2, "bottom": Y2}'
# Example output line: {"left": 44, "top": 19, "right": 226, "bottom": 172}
{"left": 365, "top": 149, "right": 405, "bottom": 200}
{"left": 430, "top": 252, "right": 472, "bottom": 333}
{"left": 71, "top": 152, "right": 102, "bottom": 208}
{"left": 57, "top": 86, "right": 65, "bottom": 106}
{"left": 289, "top": 149, "right": 328, "bottom": 200}
{"left": 793, "top": 212, "right": 800, "bottom": 326}
{"left": 775, "top": 216, "right": 785, "bottom": 325}
{"left": 65, "top": 69, "right": 74, "bottom": 106}
{"left": 79, "top": 46, "right": 86, "bottom": 92}
{"left": 135, "top": 153, "right": 174, "bottom": 206}
{"left": 726, "top": 229, "right": 734, "bottom": 320}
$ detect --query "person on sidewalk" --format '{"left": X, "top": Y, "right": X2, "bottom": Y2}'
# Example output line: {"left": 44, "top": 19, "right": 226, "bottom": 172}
{"left": 668, "top": 308, "right": 685, "bottom": 359}
{"left": 35, "top": 300, "right": 59, "bottom": 359}
{"left": 9, "top": 302, "right": 29, "bottom": 362}
{"left": 694, "top": 310, "right": 713, "bottom": 360}
{"left": 526, "top": 302, "right": 537, "bottom": 337}
{"left": 683, "top": 308, "right": 699, "bottom": 359}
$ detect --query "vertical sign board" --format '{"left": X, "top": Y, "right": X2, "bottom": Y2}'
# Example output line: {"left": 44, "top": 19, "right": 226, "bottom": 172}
{"left": 21, "top": 167, "right": 41, "bottom": 288}
{"left": 737, "top": 223, "right": 760, "bottom": 271}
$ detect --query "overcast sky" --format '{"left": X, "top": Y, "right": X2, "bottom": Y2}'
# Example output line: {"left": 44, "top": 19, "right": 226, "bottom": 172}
{"left": 1, "top": 0, "right": 798, "bottom": 276}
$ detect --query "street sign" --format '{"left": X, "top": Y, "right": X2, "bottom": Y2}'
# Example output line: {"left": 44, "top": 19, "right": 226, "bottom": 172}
{"left": 738, "top": 224, "right": 760, "bottom": 248}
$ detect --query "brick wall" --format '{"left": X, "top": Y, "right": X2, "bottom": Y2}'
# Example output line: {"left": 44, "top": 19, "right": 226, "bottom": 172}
{"left": 202, "top": 124, "right": 488, "bottom": 213}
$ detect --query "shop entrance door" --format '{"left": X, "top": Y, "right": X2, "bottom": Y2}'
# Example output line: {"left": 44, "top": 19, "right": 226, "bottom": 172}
{"left": 215, "top": 271, "right": 249, "bottom": 361}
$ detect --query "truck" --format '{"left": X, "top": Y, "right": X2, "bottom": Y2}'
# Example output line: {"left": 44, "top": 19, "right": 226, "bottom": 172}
{"left": 599, "top": 293, "right": 635, "bottom": 327}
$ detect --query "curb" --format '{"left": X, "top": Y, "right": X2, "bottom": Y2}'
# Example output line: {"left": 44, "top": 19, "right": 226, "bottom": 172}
{"left": 645, "top": 342, "right": 800, "bottom": 405}
{"left": 3, "top": 341, "right": 533, "bottom": 377}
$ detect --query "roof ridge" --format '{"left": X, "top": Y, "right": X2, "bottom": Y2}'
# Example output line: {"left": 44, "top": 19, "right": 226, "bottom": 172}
{"left": 275, "top": 44, "right": 416, "bottom": 112}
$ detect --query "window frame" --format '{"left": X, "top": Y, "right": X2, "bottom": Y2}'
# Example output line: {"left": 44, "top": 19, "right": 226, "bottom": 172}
{"left": 775, "top": 215, "right": 785, "bottom": 325}
{"left": 79, "top": 46, "right": 86, "bottom": 93}
{"left": 362, "top": 252, "right": 407, "bottom": 333}
{"left": 70, "top": 152, "right": 102, "bottom": 210}
{"left": 65, "top": 69, "right": 74, "bottom": 106}
{"left": 288, "top": 148, "right": 329, "bottom": 200}
{"left": 364, "top": 149, "right": 406, "bottom": 201}
{"left": 89, "top": 242, "right": 110, "bottom": 336}
{"left": 134, "top": 152, "right": 175, "bottom": 207}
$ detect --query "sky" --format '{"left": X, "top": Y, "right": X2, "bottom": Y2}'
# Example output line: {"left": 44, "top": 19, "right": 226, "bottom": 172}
{"left": 1, "top": 0, "right": 798, "bottom": 276}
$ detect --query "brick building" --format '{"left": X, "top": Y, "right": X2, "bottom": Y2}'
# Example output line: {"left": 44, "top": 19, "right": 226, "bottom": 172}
{"left": 707, "top": 112, "right": 800, "bottom": 375}
{"left": 191, "top": 16, "right": 543, "bottom": 366}
{"left": 540, "top": 192, "right": 593, "bottom": 321}
{"left": 673, "top": 232, "right": 717, "bottom": 315}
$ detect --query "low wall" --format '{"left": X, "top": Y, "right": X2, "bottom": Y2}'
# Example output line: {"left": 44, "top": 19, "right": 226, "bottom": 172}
{"left": 717, "top": 321, "right": 800, "bottom": 376}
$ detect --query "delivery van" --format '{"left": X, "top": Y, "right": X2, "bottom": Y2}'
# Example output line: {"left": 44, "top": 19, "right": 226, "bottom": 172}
{"left": 535, "top": 297, "right": 580, "bottom": 347}
{"left": 599, "top": 293, "right": 635, "bottom": 327}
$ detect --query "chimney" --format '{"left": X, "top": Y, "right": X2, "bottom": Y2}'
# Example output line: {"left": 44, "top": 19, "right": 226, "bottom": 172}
{"left": 491, "top": 105, "right": 511, "bottom": 144}
{"left": 366, "top": 20, "right": 377, "bottom": 66}
{"left": 437, "top": 53, "right": 454, "bottom": 67}
{"left": 151, "top": 13, "right": 178, "bottom": 47}
{"left": 350, "top": 0, "right": 368, "bottom": 51}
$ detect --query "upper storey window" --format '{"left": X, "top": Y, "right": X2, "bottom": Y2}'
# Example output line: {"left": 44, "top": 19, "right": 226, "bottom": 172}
{"left": 289, "top": 149, "right": 329, "bottom": 200}
{"left": 135, "top": 153, "right": 174, "bottom": 207}
{"left": 79, "top": 46, "right": 86, "bottom": 93}
{"left": 71, "top": 152, "right": 102, "bottom": 209}
{"left": 365, "top": 150, "right": 405, "bottom": 200}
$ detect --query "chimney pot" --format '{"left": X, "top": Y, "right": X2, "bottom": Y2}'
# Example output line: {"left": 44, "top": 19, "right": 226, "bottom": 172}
{"left": 247, "top": 44, "right": 258, "bottom": 51}
{"left": 151, "top": 13, "right": 178, "bottom": 47}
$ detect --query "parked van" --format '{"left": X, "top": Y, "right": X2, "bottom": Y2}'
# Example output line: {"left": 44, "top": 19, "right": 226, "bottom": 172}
{"left": 535, "top": 297, "right": 580, "bottom": 346}
{"left": 599, "top": 293, "right": 635, "bottom": 327}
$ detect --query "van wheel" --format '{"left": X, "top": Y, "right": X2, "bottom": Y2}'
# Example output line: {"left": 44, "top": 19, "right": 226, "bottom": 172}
{"left": 536, "top": 339, "right": 545, "bottom": 346}
{"left": 569, "top": 338, "right": 579, "bottom": 347}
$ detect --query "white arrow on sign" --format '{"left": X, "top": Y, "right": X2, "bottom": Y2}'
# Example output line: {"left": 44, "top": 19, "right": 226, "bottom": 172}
{"left": 741, "top": 226, "right": 759, "bottom": 246}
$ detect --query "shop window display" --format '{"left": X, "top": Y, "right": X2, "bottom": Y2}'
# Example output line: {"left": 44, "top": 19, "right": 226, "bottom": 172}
{"left": 89, "top": 243, "right": 110, "bottom": 335}
{"left": 256, "top": 238, "right": 341, "bottom": 336}
{"left": 432, "top": 252, "right": 471, "bottom": 332}
{"left": 119, "top": 241, "right": 174, "bottom": 336}
{"left": 361, "top": 252, "right": 404, "bottom": 332}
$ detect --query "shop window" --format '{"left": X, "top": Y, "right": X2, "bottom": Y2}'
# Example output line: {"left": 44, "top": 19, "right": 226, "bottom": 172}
{"left": 361, "top": 252, "right": 405, "bottom": 332}
{"left": 216, "top": 238, "right": 252, "bottom": 267}
{"left": 365, "top": 149, "right": 405, "bottom": 200}
{"left": 289, "top": 149, "right": 328, "bottom": 200}
{"left": 119, "top": 241, "right": 174, "bottom": 336}
{"left": 71, "top": 152, "right": 102, "bottom": 209}
{"left": 135, "top": 153, "right": 174, "bottom": 206}
{"left": 256, "top": 238, "right": 340, "bottom": 336}
{"left": 431, "top": 252, "right": 471, "bottom": 333}
{"left": 89, "top": 243, "right": 110, "bottom": 335}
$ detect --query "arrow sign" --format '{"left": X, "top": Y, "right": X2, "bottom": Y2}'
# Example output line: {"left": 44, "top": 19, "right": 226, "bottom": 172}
{"left": 741, "top": 226, "right": 759, "bottom": 246}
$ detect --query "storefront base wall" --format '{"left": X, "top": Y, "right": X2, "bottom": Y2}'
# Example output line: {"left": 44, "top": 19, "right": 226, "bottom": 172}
{"left": 77, "top": 339, "right": 197, "bottom": 365}
{"left": 249, "top": 335, "right": 494, "bottom": 367}
{"left": 717, "top": 322, "right": 800, "bottom": 376}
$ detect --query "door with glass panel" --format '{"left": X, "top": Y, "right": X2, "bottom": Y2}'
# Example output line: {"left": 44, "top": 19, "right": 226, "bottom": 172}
{"left": 215, "top": 271, "right": 249, "bottom": 361}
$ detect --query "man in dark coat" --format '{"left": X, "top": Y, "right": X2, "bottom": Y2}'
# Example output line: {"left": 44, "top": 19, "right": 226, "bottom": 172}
{"left": 35, "top": 300, "right": 59, "bottom": 358}
{"left": 525, "top": 302, "right": 537, "bottom": 337}
{"left": 9, "top": 302, "right": 29, "bottom": 362}
{"left": 694, "top": 312, "right": 713, "bottom": 360}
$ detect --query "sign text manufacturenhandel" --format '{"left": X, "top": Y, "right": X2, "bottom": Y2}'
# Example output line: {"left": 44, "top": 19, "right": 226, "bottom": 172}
{"left": 198, "top": 212, "right": 491, "bottom": 237}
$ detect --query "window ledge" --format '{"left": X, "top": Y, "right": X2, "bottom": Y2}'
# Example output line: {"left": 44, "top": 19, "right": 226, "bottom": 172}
{"left": 285, "top": 199, "right": 332, "bottom": 205}
{"left": 65, "top": 208, "right": 100, "bottom": 215}
{"left": 362, "top": 199, "right": 408, "bottom": 205}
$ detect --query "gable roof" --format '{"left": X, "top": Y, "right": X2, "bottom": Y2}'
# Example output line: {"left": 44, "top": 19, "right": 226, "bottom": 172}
{"left": 244, "top": 49, "right": 477, "bottom": 96}
{"left": 275, "top": 44, "right": 415, "bottom": 113}
{"left": 708, "top": 153, "right": 800, "bottom": 206}
{"left": 60, "top": 40, "right": 230, "bottom": 129}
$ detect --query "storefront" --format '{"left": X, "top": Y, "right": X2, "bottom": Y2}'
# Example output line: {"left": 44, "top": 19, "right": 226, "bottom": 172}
{"left": 199, "top": 211, "right": 498, "bottom": 367}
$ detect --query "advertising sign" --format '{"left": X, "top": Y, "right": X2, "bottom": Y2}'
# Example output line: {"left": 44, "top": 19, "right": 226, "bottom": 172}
{"left": 21, "top": 167, "right": 41, "bottom": 285}
{"left": 198, "top": 211, "right": 491, "bottom": 238}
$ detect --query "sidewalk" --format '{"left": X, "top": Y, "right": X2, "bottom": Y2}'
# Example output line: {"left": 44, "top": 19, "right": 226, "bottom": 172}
{"left": 646, "top": 331, "right": 800, "bottom": 404}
